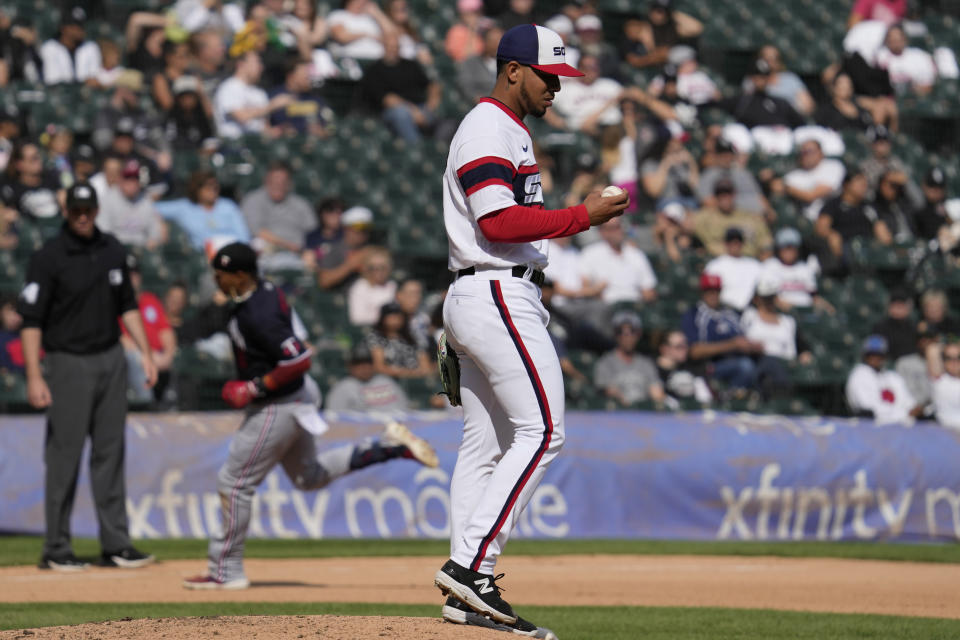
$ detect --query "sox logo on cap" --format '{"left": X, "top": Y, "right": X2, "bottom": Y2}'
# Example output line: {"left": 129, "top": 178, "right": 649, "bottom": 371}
{"left": 496, "top": 24, "right": 584, "bottom": 77}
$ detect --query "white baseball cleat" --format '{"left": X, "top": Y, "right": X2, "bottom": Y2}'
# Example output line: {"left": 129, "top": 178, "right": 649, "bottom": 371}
{"left": 382, "top": 420, "right": 438, "bottom": 468}
{"left": 182, "top": 574, "right": 251, "bottom": 590}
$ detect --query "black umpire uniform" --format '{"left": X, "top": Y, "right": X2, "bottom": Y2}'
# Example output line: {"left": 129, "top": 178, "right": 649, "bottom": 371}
{"left": 17, "top": 182, "right": 154, "bottom": 570}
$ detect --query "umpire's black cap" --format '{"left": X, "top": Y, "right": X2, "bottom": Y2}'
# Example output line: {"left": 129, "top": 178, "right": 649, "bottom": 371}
{"left": 65, "top": 182, "right": 98, "bottom": 210}
{"left": 211, "top": 242, "right": 258, "bottom": 275}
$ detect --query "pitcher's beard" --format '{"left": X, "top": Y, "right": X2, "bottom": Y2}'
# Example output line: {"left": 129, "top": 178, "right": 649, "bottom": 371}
{"left": 520, "top": 84, "right": 546, "bottom": 118}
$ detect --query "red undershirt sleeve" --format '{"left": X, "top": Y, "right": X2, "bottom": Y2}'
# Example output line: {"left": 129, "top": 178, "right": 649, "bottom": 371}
{"left": 261, "top": 348, "right": 313, "bottom": 391}
{"left": 477, "top": 204, "right": 590, "bottom": 243}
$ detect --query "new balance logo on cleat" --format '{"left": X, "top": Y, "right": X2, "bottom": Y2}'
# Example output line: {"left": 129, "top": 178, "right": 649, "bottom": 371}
{"left": 474, "top": 577, "right": 495, "bottom": 594}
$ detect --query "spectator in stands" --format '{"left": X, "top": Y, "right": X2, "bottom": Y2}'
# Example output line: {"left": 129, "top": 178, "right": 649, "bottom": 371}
{"left": 445, "top": 0, "right": 486, "bottom": 63}
{"left": 43, "top": 125, "right": 75, "bottom": 188}
{"left": 579, "top": 216, "right": 658, "bottom": 307}
{"left": 871, "top": 168, "right": 917, "bottom": 243}
{"left": 269, "top": 57, "right": 332, "bottom": 137}
{"left": 655, "top": 329, "right": 712, "bottom": 407}
{"left": 543, "top": 14, "right": 580, "bottom": 69}
{"left": 360, "top": 32, "right": 440, "bottom": 142}
{"left": 815, "top": 72, "right": 874, "bottom": 132}
{"left": 540, "top": 277, "right": 614, "bottom": 355}
{"left": 456, "top": 24, "right": 502, "bottom": 104}
{"left": 926, "top": 338, "right": 960, "bottom": 430}
{"left": 214, "top": 50, "right": 292, "bottom": 139}
{"left": 106, "top": 117, "right": 171, "bottom": 198}
{"left": 623, "top": 0, "right": 703, "bottom": 69}
{"left": 40, "top": 7, "right": 102, "bottom": 85}
{"left": 385, "top": 0, "right": 432, "bottom": 65}
{"left": 326, "top": 342, "right": 410, "bottom": 411}
{"left": 240, "top": 162, "right": 314, "bottom": 270}
{"left": 71, "top": 144, "right": 98, "bottom": 184}
{"left": 89, "top": 152, "right": 124, "bottom": 203}
{"left": 653, "top": 200, "right": 694, "bottom": 264}
{"left": 697, "top": 138, "right": 770, "bottom": 218}
{"left": 846, "top": 334, "right": 920, "bottom": 423}
{"left": 848, "top": 0, "right": 906, "bottom": 28}
{"left": 785, "top": 139, "right": 845, "bottom": 221}
{"left": 640, "top": 133, "right": 699, "bottom": 208}
{"left": 155, "top": 170, "right": 250, "bottom": 250}
{"left": 0, "top": 141, "right": 63, "bottom": 222}
{"left": 917, "top": 289, "right": 960, "bottom": 339}
{"left": 126, "top": 25, "right": 166, "bottom": 80}
{"left": 164, "top": 76, "right": 217, "bottom": 150}
{"left": 816, "top": 169, "right": 891, "bottom": 264}
{"left": 348, "top": 247, "right": 397, "bottom": 327}
{"left": 748, "top": 44, "right": 815, "bottom": 116}
{"left": 741, "top": 275, "right": 813, "bottom": 399}
{"left": 705, "top": 228, "right": 763, "bottom": 311}
{"left": 693, "top": 178, "right": 773, "bottom": 259}
{"left": 714, "top": 58, "right": 805, "bottom": 129}
{"left": 871, "top": 287, "right": 918, "bottom": 360}
{"left": 497, "top": 0, "right": 539, "bottom": 32}
{"left": 303, "top": 196, "right": 345, "bottom": 268}
{"left": 96, "top": 160, "right": 168, "bottom": 250}
{"left": 761, "top": 227, "right": 835, "bottom": 314}
{"left": 875, "top": 24, "right": 936, "bottom": 96}
{"left": 162, "top": 281, "right": 188, "bottom": 339}
{"left": 189, "top": 30, "right": 230, "bottom": 98}
{"left": 317, "top": 205, "right": 373, "bottom": 290}
{"left": 573, "top": 14, "right": 619, "bottom": 80}
{"left": 0, "top": 294, "right": 24, "bottom": 373}
{"left": 153, "top": 40, "right": 211, "bottom": 119}
{"left": 0, "top": 198, "right": 17, "bottom": 251}
{"left": 895, "top": 329, "right": 936, "bottom": 412}
{"left": 593, "top": 311, "right": 666, "bottom": 408}
{"left": 327, "top": 0, "right": 394, "bottom": 61}
{"left": 683, "top": 273, "right": 762, "bottom": 392}
{"left": 0, "top": 10, "right": 42, "bottom": 85}
{"left": 395, "top": 277, "right": 431, "bottom": 350}
{"left": 647, "top": 46, "right": 719, "bottom": 106}
{"left": 171, "top": 0, "right": 244, "bottom": 37}
{"left": 912, "top": 167, "right": 951, "bottom": 242}
{"left": 366, "top": 301, "right": 433, "bottom": 379}
{"left": 549, "top": 54, "right": 624, "bottom": 136}
{"left": 861, "top": 124, "right": 922, "bottom": 206}
{"left": 121, "top": 257, "right": 177, "bottom": 404}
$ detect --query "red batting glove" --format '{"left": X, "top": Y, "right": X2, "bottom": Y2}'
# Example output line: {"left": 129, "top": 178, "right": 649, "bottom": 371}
{"left": 222, "top": 380, "right": 257, "bottom": 408}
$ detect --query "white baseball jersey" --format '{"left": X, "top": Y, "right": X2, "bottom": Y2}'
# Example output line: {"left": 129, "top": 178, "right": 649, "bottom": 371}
{"left": 443, "top": 97, "right": 547, "bottom": 271}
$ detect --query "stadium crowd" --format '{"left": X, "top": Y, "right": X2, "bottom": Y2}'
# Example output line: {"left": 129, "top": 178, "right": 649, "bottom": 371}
{"left": 1, "top": 0, "right": 959, "bottom": 428}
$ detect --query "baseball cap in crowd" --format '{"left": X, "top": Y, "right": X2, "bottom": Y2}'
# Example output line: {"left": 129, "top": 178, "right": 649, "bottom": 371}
{"left": 342, "top": 206, "right": 373, "bottom": 228}
{"left": 651, "top": 0, "right": 672, "bottom": 10}
{"left": 61, "top": 6, "right": 86, "bottom": 27}
{"left": 926, "top": 166, "right": 947, "bottom": 188}
{"left": 861, "top": 334, "right": 889, "bottom": 356}
{"left": 0, "top": 103, "right": 19, "bottom": 124}
{"left": 661, "top": 201, "right": 687, "bottom": 224}
{"left": 755, "top": 274, "right": 780, "bottom": 298}
{"left": 775, "top": 227, "right": 802, "bottom": 247}
{"left": 497, "top": 24, "right": 584, "bottom": 77}
{"left": 750, "top": 58, "right": 772, "bottom": 76}
{"left": 72, "top": 143, "right": 96, "bottom": 164}
{"left": 574, "top": 14, "right": 602, "bottom": 32}
{"left": 121, "top": 159, "right": 141, "bottom": 179}
{"left": 115, "top": 117, "right": 136, "bottom": 138}
{"left": 715, "top": 137, "right": 736, "bottom": 154}
{"left": 724, "top": 227, "right": 744, "bottom": 243}
{"left": 544, "top": 14, "right": 574, "bottom": 36}
{"left": 888, "top": 286, "right": 912, "bottom": 303}
{"left": 611, "top": 310, "right": 642, "bottom": 331}
{"left": 65, "top": 182, "right": 98, "bottom": 210}
{"left": 172, "top": 75, "right": 200, "bottom": 96}
{"left": 714, "top": 178, "right": 735, "bottom": 195}
{"left": 699, "top": 273, "right": 722, "bottom": 291}
{"left": 348, "top": 342, "right": 373, "bottom": 364}
{"left": 457, "top": 0, "right": 482, "bottom": 12}
{"left": 668, "top": 45, "right": 696, "bottom": 66}
{"left": 211, "top": 241, "right": 259, "bottom": 275}
{"left": 866, "top": 124, "right": 890, "bottom": 143}
{"left": 661, "top": 63, "right": 678, "bottom": 82}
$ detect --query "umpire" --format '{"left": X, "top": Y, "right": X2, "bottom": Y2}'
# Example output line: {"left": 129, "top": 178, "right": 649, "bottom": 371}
{"left": 18, "top": 182, "right": 156, "bottom": 571}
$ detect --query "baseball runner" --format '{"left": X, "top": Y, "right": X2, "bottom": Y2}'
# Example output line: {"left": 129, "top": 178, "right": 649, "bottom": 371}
{"left": 433, "top": 24, "right": 629, "bottom": 637}
{"left": 183, "top": 242, "right": 438, "bottom": 590}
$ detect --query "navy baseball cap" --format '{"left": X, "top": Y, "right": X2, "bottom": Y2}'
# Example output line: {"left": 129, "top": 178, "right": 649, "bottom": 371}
{"left": 497, "top": 24, "right": 584, "bottom": 77}
{"left": 212, "top": 242, "right": 258, "bottom": 275}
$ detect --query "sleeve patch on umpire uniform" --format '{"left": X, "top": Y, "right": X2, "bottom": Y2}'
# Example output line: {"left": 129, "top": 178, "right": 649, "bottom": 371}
{"left": 20, "top": 282, "right": 39, "bottom": 305}
{"left": 109, "top": 269, "right": 123, "bottom": 285}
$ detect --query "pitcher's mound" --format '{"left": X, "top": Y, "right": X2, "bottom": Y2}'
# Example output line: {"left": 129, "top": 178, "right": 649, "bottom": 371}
{"left": 1, "top": 615, "right": 518, "bottom": 639}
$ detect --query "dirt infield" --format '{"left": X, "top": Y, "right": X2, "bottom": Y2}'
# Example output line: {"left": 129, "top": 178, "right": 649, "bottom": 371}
{"left": 3, "top": 554, "right": 960, "bottom": 616}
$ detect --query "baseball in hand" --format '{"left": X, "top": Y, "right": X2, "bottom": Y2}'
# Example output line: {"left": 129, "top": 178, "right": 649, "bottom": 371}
{"left": 602, "top": 186, "right": 626, "bottom": 198}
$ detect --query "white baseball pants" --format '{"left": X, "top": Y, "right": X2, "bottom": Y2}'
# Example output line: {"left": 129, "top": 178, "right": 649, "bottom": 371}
{"left": 443, "top": 272, "right": 565, "bottom": 574}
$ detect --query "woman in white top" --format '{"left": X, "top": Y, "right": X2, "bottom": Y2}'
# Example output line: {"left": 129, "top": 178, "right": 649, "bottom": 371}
{"left": 327, "top": 0, "right": 396, "bottom": 60}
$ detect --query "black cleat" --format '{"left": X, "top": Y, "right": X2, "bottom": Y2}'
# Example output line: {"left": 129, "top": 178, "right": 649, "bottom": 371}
{"left": 441, "top": 597, "right": 559, "bottom": 638}
{"left": 434, "top": 559, "right": 517, "bottom": 625}
{"left": 38, "top": 554, "right": 89, "bottom": 572}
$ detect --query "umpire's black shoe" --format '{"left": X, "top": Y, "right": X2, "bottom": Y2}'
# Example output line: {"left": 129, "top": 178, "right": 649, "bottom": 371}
{"left": 442, "top": 597, "right": 559, "bottom": 638}
{"left": 434, "top": 559, "right": 517, "bottom": 624}
{"left": 100, "top": 547, "right": 155, "bottom": 569}
{"left": 38, "top": 553, "right": 89, "bottom": 572}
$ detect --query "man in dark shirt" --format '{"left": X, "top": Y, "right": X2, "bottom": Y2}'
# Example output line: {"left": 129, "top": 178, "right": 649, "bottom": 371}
{"left": 360, "top": 33, "right": 441, "bottom": 142}
{"left": 17, "top": 182, "right": 156, "bottom": 572}
{"left": 268, "top": 57, "right": 332, "bottom": 137}
{"left": 913, "top": 166, "right": 951, "bottom": 242}
{"left": 712, "top": 58, "right": 805, "bottom": 129}
{"left": 871, "top": 287, "right": 919, "bottom": 361}
{"left": 816, "top": 169, "right": 892, "bottom": 263}
{"left": 183, "top": 242, "right": 438, "bottom": 590}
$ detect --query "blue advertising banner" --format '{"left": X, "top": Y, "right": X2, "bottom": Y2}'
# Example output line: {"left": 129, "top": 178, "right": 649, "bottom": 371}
{"left": 2, "top": 411, "right": 960, "bottom": 542}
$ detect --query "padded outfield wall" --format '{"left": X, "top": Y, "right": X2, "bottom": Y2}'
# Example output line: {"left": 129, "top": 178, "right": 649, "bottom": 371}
{"left": 2, "top": 411, "right": 959, "bottom": 542}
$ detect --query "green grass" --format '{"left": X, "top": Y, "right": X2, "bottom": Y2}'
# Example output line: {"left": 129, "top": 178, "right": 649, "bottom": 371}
{"left": 2, "top": 602, "right": 960, "bottom": 639}
{"left": 3, "top": 535, "right": 959, "bottom": 567}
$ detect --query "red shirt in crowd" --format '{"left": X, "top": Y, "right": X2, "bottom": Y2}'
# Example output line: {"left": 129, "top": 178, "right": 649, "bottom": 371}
{"left": 120, "top": 292, "right": 170, "bottom": 352}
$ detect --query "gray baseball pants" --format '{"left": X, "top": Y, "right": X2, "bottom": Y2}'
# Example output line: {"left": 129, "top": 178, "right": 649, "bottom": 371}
{"left": 43, "top": 343, "right": 132, "bottom": 557}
